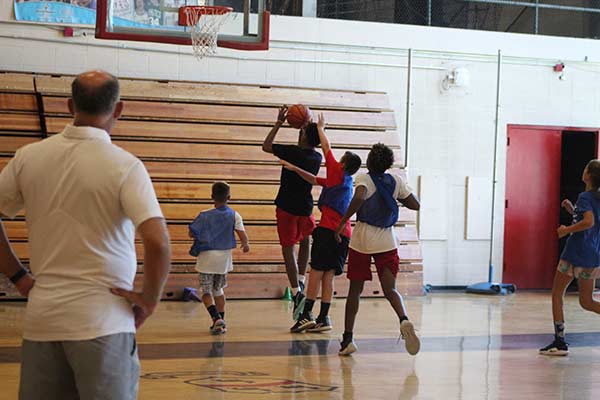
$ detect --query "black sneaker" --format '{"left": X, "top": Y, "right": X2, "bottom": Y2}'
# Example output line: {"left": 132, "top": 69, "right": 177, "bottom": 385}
{"left": 307, "top": 315, "right": 332, "bottom": 332}
{"left": 539, "top": 337, "right": 569, "bottom": 356}
{"left": 290, "top": 312, "right": 316, "bottom": 333}
{"left": 292, "top": 292, "right": 306, "bottom": 321}
{"left": 210, "top": 318, "right": 227, "bottom": 335}
{"left": 339, "top": 337, "right": 357, "bottom": 356}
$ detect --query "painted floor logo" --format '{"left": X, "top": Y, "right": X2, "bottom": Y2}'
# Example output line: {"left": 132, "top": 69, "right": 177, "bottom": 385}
{"left": 141, "top": 371, "right": 339, "bottom": 394}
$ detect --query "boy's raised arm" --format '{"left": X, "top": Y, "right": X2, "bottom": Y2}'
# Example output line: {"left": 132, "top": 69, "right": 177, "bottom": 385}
{"left": 262, "top": 105, "right": 288, "bottom": 154}
{"left": 317, "top": 113, "right": 331, "bottom": 155}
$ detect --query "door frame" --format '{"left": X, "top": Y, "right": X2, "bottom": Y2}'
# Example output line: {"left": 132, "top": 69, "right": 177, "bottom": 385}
{"left": 503, "top": 124, "right": 600, "bottom": 288}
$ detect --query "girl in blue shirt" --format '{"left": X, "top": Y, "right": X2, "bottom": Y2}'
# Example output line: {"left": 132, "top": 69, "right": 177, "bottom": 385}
{"left": 540, "top": 160, "right": 600, "bottom": 356}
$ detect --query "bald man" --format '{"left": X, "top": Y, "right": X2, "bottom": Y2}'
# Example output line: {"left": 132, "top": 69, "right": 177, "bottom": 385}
{"left": 0, "top": 70, "right": 171, "bottom": 399}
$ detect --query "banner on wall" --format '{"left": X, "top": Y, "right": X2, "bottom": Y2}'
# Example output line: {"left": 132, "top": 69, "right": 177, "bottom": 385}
{"left": 13, "top": 0, "right": 193, "bottom": 28}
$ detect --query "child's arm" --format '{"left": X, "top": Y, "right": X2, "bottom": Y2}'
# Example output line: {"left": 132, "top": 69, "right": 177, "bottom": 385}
{"left": 278, "top": 159, "right": 321, "bottom": 186}
{"left": 399, "top": 194, "right": 420, "bottom": 211}
{"left": 262, "top": 105, "right": 288, "bottom": 154}
{"left": 316, "top": 113, "right": 331, "bottom": 155}
{"left": 561, "top": 199, "right": 575, "bottom": 215}
{"left": 334, "top": 186, "right": 368, "bottom": 242}
{"left": 558, "top": 211, "right": 594, "bottom": 238}
{"left": 236, "top": 229, "right": 250, "bottom": 253}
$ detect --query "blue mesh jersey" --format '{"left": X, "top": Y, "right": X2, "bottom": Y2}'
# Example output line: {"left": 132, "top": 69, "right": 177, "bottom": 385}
{"left": 189, "top": 206, "right": 236, "bottom": 256}
{"left": 561, "top": 191, "right": 600, "bottom": 268}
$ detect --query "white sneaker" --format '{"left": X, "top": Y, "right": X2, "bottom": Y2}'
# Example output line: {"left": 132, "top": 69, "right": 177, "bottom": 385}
{"left": 400, "top": 320, "right": 420, "bottom": 356}
{"left": 339, "top": 339, "right": 358, "bottom": 356}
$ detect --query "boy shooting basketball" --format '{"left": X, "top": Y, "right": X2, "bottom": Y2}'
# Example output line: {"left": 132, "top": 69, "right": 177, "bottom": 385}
{"left": 263, "top": 105, "right": 322, "bottom": 319}
{"left": 335, "top": 143, "right": 421, "bottom": 356}
{"left": 280, "top": 113, "right": 362, "bottom": 333}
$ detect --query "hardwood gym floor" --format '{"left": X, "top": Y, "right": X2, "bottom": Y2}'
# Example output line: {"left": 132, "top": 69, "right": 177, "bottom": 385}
{"left": 1, "top": 292, "right": 599, "bottom": 399}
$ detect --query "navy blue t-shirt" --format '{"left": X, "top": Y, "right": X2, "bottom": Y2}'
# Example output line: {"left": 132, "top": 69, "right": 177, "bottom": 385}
{"left": 560, "top": 191, "right": 600, "bottom": 268}
{"left": 273, "top": 144, "right": 322, "bottom": 216}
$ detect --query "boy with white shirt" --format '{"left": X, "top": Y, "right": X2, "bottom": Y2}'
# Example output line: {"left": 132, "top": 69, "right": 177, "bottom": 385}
{"left": 334, "top": 143, "right": 421, "bottom": 356}
{"left": 189, "top": 181, "right": 249, "bottom": 334}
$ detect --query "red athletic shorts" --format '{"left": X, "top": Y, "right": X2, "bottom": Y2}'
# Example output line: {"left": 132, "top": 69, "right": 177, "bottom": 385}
{"left": 347, "top": 248, "right": 400, "bottom": 281}
{"left": 276, "top": 207, "right": 316, "bottom": 247}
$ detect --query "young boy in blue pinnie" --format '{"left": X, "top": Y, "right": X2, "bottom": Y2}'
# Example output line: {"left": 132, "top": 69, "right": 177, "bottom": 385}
{"left": 334, "top": 143, "right": 421, "bottom": 356}
{"left": 189, "top": 182, "right": 250, "bottom": 335}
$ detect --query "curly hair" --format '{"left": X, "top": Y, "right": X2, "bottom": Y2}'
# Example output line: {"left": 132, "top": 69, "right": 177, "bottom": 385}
{"left": 366, "top": 143, "right": 394, "bottom": 174}
{"left": 304, "top": 123, "right": 321, "bottom": 148}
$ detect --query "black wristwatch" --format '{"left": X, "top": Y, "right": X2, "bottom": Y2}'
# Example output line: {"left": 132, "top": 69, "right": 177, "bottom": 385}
{"left": 9, "top": 268, "right": 27, "bottom": 284}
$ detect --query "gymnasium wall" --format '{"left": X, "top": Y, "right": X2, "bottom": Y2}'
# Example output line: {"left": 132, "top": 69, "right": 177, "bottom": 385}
{"left": 1, "top": 2, "right": 600, "bottom": 286}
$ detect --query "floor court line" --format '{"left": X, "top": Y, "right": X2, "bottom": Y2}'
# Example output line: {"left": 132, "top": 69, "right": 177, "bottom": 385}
{"left": 1, "top": 331, "right": 599, "bottom": 362}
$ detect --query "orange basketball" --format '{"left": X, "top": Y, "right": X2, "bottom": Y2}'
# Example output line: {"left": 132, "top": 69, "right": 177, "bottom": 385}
{"left": 286, "top": 104, "right": 312, "bottom": 129}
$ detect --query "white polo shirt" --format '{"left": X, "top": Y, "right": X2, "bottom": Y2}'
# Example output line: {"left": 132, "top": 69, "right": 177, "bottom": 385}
{"left": 0, "top": 125, "right": 163, "bottom": 341}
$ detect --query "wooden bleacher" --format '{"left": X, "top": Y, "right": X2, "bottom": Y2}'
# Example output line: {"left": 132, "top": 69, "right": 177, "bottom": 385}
{"left": 0, "top": 72, "right": 423, "bottom": 300}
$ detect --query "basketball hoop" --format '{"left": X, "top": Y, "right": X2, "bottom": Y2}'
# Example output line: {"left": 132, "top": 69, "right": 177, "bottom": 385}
{"left": 179, "top": 5, "right": 233, "bottom": 59}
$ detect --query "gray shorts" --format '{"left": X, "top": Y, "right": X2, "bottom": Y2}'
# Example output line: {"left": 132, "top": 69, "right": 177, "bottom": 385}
{"left": 199, "top": 273, "right": 228, "bottom": 295}
{"left": 19, "top": 333, "right": 139, "bottom": 400}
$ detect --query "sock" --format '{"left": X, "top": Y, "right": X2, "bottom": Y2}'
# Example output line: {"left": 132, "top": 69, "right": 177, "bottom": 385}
{"left": 298, "top": 275, "right": 306, "bottom": 285}
{"left": 291, "top": 287, "right": 299, "bottom": 296}
{"left": 342, "top": 331, "right": 353, "bottom": 342}
{"left": 207, "top": 305, "right": 220, "bottom": 321}
{"left": 554, "top": 321, "right": 565, "bottom": 339}
{"left": 304, "top": 299, "right": 315, "bottom": 314}
{"left": 399, "top": 315, "right": 409, "bottom": 323}
{"left": 318, "top": 302, "right": 331, "bottom": 319}
{"left": 219, "top": 311, "right": 225, "bottom": 320}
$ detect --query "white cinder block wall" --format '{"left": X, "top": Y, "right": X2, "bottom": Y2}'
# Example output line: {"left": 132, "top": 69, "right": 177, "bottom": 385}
{"left": 2, "top": 1, "right": 600, "bottom": 286}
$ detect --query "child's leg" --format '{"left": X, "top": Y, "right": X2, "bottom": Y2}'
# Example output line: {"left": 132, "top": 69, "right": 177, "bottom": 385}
{"left": 577, "top": 276, "right": 600, "bottom": 314}
{"left": 213, "top": 275, "right": 228, "bottom": 321}
{"left": 344, "top": 280, "right": 364, "bottom": 334}
{"left": 214, "top": 290, "right": 225, "bottom": 317}
{"left": 313, "top": 270, "right": 335, "bottom": 325}
{"left": 299, "top": 269, "right": 323, "bottom": 320}
{"left": 306, "top": 269, "right": 323, "bottom": 301}
{"left": 376, "top": 254, "right": 420, "bottom": 356}
{"left": 378, "top": 267, "right": 407, "bottom": 319}
{"left": 201, "top": 292, "right": 221, "bottom": 321}
{"left": 297, "top": 236, "right": 311, "bottom": 283}
{"left": 199, "top": 273, "right": 222, "bottom": 323}
{"left": 551, "top": 269, "right": 574, "bottom": 337}
{"left": 540, "top": 267, "right": 574, "bottom": 355}
{"left": 282, "top": 244, "right": 300, "bottom": 289}
{"left": 321, "top": 270, "right": 335, "bottom": 304}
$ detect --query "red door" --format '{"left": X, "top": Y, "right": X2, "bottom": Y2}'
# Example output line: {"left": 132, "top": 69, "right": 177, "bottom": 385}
{"left": 503, "top": 127, "right": 562, "bottom": 289}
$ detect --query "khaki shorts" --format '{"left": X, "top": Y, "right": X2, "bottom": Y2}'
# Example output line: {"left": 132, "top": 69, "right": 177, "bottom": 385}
{"left": 557, "top": 260, "right": 600, "bottom": 280}
{"left": 19, "top": 333, "right": 139, "bottom": 400}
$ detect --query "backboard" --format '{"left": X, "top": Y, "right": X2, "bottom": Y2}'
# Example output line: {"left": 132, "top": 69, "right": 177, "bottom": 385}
{"left": 95, "top": 0, "right": 269, "bottom": 51}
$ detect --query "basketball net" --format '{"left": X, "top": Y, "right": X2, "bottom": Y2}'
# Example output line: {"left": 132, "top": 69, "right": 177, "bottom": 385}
{"left": 183, "top": 1, "right": 234, "bottom": 59}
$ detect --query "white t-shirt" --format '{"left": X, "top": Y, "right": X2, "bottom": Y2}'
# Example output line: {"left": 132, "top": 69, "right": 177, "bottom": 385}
{"left": 0, "top": 125, "right": 163, "bottom": 342}
{"left": 195, "top": 210, "right": 245, "bottom": 274}
{"left": 349, "top": 173, "right": 412, "bottom": 254}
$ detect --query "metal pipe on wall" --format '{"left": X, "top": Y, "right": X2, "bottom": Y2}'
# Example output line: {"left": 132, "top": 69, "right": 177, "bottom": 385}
{"left": 488, "top": 49, "right": 502, "bottom": 280}
{"left": 404, "top": 48, "right": 413, "bottom": 169}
